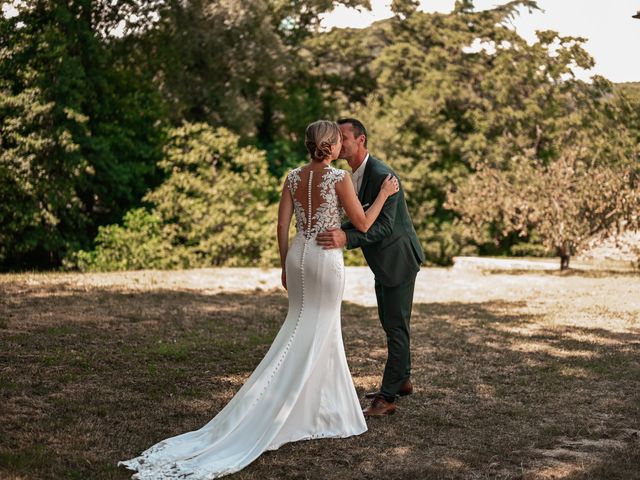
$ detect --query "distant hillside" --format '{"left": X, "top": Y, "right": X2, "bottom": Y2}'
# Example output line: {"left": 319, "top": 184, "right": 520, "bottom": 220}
{"left": 615, "top": 81, "right": 640, "bottom": 101}
{"left": 615, "top": 81, "right": 640, "bottom": 89}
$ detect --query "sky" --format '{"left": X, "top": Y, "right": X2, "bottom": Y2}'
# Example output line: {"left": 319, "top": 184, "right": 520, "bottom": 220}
{"left": 321, "top": 0, "right": 640, "bottom": 83}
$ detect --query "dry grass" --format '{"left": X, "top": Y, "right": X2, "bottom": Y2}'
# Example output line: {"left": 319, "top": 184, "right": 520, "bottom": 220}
{"left": 0, "top": 270, "right": 639, "bottom": 479}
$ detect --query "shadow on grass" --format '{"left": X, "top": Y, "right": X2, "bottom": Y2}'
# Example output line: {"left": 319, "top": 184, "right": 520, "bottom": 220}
{"left": 0, "top": 283, "right": 638, "bottom": 479}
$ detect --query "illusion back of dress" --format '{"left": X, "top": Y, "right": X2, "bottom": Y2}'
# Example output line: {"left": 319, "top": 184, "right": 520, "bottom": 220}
{"left": 287, "top": 165, "right": 346, "bottom": 238}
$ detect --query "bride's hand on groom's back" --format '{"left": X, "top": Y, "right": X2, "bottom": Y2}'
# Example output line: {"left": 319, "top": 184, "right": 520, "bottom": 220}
{"left": 316, "top": 228, "right": 347, "bottom": 250}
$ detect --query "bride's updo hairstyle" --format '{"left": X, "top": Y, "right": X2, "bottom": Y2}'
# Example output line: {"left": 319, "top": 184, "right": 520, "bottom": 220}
{"left": 305, "top": 120, "right": 340, "bottom": 162}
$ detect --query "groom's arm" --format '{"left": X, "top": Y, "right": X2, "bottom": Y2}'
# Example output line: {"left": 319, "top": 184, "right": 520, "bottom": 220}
{"left": 341, "top": 219, "right": 355, "bottom": 230}
{"left": 318, "top": 170, "right": 399, "bottom": 250}
{"left": 319, "top": 195, "right": 396, "bottom": 250}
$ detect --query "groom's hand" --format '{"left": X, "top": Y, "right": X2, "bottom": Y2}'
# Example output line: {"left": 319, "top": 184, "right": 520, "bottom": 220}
{"left": 316, "top": 228, "right": 347, "bottom": 249}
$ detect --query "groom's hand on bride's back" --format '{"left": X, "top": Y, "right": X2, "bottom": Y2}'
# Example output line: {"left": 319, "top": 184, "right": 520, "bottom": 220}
{"left": 316, "top": 228, "right": 347, "bottom": 249}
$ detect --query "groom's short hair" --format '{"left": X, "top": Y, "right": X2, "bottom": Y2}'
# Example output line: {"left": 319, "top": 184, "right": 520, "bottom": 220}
{"left": 337, "top": 118, "right": 368, "bottom": 148}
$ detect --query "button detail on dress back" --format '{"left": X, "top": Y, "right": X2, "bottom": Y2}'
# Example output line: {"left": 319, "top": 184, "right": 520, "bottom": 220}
{"left": 306, "top": 171, "right": 314, "bottom": 240}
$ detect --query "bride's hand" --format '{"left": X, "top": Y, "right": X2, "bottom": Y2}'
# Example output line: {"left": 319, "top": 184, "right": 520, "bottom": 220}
{"left": 281, "top": 269, "right": 287, "bottom": 290}
{"left": 381, "top": 174, "right": 399, "bottom": 197}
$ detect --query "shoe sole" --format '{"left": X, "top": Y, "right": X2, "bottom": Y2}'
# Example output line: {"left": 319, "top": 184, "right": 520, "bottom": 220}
{"left": 363, "top": 409, "right": 396, "bottom": 417}
{"left": 364, "top": 391, "right": 412, "bottom": 399}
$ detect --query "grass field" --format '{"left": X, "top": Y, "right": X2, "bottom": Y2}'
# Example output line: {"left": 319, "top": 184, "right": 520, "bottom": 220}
{"left": 1, "top": 268, "right": 639, "bottom": 479}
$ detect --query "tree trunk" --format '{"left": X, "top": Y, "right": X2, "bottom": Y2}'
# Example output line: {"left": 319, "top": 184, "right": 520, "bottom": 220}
{"left": 558, "top": 240, "right": 571, "bottom": 271}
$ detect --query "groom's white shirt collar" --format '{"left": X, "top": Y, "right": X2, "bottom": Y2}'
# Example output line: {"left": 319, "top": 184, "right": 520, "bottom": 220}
{"left": 352, "top": 153, "right": 369, "bottom": 192}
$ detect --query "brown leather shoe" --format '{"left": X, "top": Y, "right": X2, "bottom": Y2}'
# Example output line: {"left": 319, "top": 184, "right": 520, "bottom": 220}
{"left": 363, "top": 395, "right": 397, "bottom": 417}
{"left": 365, "top": 378, "right": 413, "bottom": 399}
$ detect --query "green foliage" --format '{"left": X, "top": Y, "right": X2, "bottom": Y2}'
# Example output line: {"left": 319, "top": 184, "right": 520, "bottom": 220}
{"left": 509, "top": 242, "right": 550, "bottom": 258}
{"left": 446, "top": 70, "right": 640, "bottom": 268}
{"left": 4, "top": 0, "right": 640, "bottom": 271}
{"left": 616, "top": 82, "right": 640, "bottom": 102}
{"left": 134, "top": 0, "right": 369, "bottom": 177}
{"left": 342, "top": 1, "right": 639, "bottom": 265}
{"left": 0, "top": 79, "right": 85, "bottom": 267}
{"left": 70, "top": 208, "right": 168, "bottom": 271}
{"left": 70, "top": 124, "right": 280, "bottom": 271}
{"left": 0, "top": 1, "right": 165, "bottom": 269}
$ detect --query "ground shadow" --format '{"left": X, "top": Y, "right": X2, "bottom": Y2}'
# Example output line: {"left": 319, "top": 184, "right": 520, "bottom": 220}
{"left": 0, "top": 282, "right": 638, "bottom": 479}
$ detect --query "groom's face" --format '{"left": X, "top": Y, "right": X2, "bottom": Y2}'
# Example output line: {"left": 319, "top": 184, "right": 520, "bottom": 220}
{"left": 338, "top": 124, "right": 361, "bottom": 161}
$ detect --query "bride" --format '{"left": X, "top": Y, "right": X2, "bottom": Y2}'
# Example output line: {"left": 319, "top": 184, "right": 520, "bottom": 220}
{"left": 118, "top": 120, "right": 399, "bottom": 479}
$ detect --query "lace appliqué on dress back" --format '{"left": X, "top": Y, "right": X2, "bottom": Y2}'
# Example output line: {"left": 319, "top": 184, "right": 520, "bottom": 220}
{"left": 287, "top": 167, "right": 306, "bottom": 234}
{"left": 287, "top": 166, "right": 346, "bottom": 239}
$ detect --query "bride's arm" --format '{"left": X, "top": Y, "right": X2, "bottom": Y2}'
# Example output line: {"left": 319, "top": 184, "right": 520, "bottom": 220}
{"left": 277, "top": 179, "right": 294, "bottom": 288}
{"left": 336, "top": 173, "right": 398, "bottom": 233}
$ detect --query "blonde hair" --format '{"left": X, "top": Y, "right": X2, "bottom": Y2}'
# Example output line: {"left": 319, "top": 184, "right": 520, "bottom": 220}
{"left": 304, "top": 120, "right": 340, "bottom": 162}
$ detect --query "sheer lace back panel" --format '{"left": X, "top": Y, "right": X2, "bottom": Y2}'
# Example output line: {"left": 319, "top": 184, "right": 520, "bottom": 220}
{"left": 287, "top": 166, "right": 347, "bottom": 239}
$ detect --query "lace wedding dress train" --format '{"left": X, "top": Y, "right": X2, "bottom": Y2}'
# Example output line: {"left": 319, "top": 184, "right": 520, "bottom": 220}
{"left": 118, "top": 165, "right": 367, "bottom": 479}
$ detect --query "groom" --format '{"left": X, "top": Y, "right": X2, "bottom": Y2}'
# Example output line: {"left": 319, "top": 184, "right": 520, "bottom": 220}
{"left": 316, "top": 118, "right": 425, "bottom": 417}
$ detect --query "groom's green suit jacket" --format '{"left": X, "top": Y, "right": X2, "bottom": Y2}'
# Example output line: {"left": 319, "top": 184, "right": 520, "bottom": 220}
{"left": 342, "top": 155, "right": 425, "bottom": 287}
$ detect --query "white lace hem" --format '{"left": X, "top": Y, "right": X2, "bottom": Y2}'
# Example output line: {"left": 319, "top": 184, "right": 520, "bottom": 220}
{"left": 118, "top": 427, "right": 367, "bottom": 479}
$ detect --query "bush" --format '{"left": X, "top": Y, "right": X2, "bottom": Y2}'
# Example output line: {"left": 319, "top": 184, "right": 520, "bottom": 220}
{"left": 509, "top": 243, "right": 551, "bottom": 258}
{"left": 68, "top": 123, "right": 280, "bottom": 271}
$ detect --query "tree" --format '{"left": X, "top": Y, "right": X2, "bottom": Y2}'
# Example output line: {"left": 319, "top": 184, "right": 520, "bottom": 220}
{"left": 347, "top": 1, "right": 552, "bottom": 264}
{"left": 447, "top": 74, "right": 640, "bottom": 270}
{"left": 125, "top": 0, "right": 375, "bottom": 177}
{"left": 1, "top": 0, "right": 373, "bottom": 270}
{"left": 70, "top": 123, "right": 280, "bottom": 271}
{"left": 448, "top": 146, "right": 639, "bottom": 270}
{"left": 0, "top": 0, "right": 166, "bottom": 269}
{"left": 341, "top": 0, "right": 638, "bottom": 267}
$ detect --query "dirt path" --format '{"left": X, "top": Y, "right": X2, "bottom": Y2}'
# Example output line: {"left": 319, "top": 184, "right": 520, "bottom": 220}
{"left": 6, "top": 264, "right": 638, "bottom": 331}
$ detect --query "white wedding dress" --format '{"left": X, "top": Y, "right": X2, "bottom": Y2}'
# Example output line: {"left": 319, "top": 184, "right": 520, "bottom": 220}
{"left": 118, "top": 165, "right": 367, "bottom": 479}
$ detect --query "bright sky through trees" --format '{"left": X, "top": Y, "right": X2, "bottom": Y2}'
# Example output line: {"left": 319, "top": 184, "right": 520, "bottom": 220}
{"left": 4, "top": 1, "right": 638, "bottom": 82}
{"left": 321, "top": 0, "right": 640, "bottom": 83}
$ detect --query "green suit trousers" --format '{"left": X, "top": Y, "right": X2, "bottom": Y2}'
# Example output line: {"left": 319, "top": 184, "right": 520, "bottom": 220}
{"left": 375, "top": 271, "right": 417, "bottom": 399}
